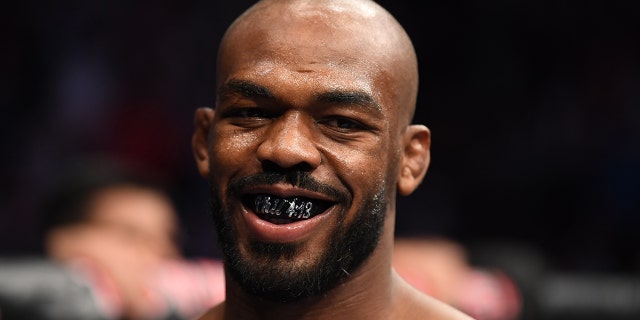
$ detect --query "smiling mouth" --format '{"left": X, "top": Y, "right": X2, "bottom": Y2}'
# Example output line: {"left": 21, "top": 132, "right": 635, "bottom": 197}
{"left": 242, "top": 194, "right": 333, "bottom": 225}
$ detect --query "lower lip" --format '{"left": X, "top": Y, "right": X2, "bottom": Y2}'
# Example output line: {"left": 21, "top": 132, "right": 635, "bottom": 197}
{"left": 242, "top": 206, "right": 334, "bottom": 243}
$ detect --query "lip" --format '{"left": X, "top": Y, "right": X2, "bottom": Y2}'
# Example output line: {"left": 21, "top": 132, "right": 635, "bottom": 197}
{"left": 241, "top": 184, "right": 337, "bottom": 202}
{"left": 240, "top": 184, "right": 337, "bottom": 243}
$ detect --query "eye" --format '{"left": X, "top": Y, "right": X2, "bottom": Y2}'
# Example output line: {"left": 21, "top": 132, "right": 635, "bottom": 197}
{"left": 230, "top": 107, "right": 268, "bottom": 119}
{"left": 320, "top": 117, "right": 367, "bottom": 131}
{"left": 221, "top": 107, "right": 274, "bottom": 128}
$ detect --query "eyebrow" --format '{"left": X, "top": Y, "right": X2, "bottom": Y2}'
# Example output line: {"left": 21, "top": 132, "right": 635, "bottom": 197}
{"left": 218, "top": 79, "right": 275, "bottom": 100}
{"left": 218, "top": 79, "right": 382, "bottom": 114}
{"left": 315, "top": 90, "right": 382, "bottom": 113}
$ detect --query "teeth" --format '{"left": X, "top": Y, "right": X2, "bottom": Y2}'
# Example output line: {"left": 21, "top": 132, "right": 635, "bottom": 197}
{"left": 242, "top": 194, "right": 333, "bottom": 224}
{"left": 255, "top": 195, "right": 314, "bottom": 220}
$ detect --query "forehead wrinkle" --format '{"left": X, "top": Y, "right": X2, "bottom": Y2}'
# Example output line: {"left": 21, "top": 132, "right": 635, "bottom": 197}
{"left": 218, "top": 78, "right": 383, "bottom": 117}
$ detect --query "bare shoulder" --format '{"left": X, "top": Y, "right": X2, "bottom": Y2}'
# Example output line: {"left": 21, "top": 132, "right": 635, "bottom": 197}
{"left": 394, "top": 276, "right": 475, "bottom": 320}
{"left": 408, "top": 292, "right": 475, "bottom": 320}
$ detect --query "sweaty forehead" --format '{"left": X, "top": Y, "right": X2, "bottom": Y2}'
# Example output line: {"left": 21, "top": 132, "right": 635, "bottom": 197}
{"left": 218, "top": 0, "right": 418, "bottom": 124}
{"left": 267, "top": 0, "right": 379, "bottom": 22}
{"left": 221, "top": 1, "right": 395, "bottom": 72}
{"left": 236, "top": 0, "right": 382, "bottom": 36}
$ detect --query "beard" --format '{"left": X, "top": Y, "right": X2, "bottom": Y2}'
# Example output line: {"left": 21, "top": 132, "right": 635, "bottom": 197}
{"left": 209, "top": 171, "right": 386, "bottom": 303}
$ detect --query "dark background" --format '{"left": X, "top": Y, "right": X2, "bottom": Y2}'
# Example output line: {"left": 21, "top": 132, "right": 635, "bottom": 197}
{"left": 3, "top": 0, "right": 639, "bottom": 279}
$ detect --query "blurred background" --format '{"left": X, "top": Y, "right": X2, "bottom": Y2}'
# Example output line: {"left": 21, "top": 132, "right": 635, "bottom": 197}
{"left": 2, "top": 0, "right": 640, "bottom": 319}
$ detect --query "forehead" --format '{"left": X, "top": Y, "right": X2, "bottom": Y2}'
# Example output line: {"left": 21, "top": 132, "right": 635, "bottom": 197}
{"left": 217, "top": 4, "right": 399, "bottom": 108}
{"left": 225, "top": 0, "right": 389, "bottom": 57}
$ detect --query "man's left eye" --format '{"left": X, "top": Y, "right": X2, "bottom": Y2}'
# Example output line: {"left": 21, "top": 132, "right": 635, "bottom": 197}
{"left": 321, "top": 117, "right": 365, "bottom": 131}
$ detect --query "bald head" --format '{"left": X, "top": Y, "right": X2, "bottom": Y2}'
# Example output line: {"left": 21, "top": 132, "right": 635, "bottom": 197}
{"left": 217, "top": 0, "right": 419, "bottom": 126}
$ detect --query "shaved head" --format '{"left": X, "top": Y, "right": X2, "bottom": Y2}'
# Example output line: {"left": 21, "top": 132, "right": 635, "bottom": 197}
{"left": 217, "top": 0, "right": 419, "bottom": 127}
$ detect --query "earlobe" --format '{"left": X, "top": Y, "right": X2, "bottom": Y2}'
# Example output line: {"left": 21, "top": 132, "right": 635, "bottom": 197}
{"left": 397, "top": 125, "right": 431, "bottom": 196}
{"left": 192, "top": 107, "right": 216, "bottom": 178}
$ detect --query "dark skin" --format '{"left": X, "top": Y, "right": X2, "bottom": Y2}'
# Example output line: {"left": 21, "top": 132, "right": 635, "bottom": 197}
{"left": 192, "top": 0, "right": 473, "bottom": 319}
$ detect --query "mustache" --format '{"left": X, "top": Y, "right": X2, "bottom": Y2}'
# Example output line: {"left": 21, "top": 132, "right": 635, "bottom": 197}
{"left": 228, "top": 171, "right": 349, "bottom": 203}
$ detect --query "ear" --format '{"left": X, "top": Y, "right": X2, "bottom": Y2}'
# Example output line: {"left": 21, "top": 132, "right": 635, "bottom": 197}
{"left": 192, "top": 107, "right": 216, "bottom": 178}
{"left": 397, "top": 125, "right": 431, "bottom": 196}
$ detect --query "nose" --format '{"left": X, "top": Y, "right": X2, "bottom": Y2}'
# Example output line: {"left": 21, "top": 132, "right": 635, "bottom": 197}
{"left": 256, "top": 111, "right": 321, "bottom": 171}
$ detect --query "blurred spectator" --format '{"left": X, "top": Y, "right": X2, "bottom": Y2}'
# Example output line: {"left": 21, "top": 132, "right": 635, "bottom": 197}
{"left": 394, "top": 237, "right": 640, "bottom": 320}
{"left": 393, "top": 237, "right": 522, "bottom": 320}
{"left": 0, "top": 159, "right": 225, "bottom": 320}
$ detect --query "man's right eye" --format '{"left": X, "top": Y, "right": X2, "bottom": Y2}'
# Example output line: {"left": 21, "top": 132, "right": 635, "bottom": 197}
{"left": 222, "top": 107, "right": 274, "bottom": 128}
{"left": 230, "top": 108, "right": 267, "bottom": 118}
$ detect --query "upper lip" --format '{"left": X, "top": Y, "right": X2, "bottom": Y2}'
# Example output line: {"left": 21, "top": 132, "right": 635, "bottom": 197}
{"left": 240, "top": 184, "right": 337, "bottom": 203}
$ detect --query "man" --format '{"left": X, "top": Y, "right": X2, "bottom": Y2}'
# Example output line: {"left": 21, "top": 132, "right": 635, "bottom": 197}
{"left": 192, "top": 0, "right": 473, "bottom": 319}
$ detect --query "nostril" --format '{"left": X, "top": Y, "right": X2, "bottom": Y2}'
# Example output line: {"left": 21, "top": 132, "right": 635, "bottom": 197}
{"left": 262, "top": 160, "right": 313, "bottom": 173}
{"left": 261, "top": 160, "right": 280, "bottom": 173}
{"left": 255, "top": 113, "right": 322, "bottom": 169}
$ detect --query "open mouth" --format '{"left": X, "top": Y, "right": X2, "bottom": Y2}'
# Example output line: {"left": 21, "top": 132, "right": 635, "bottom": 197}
{"left": 242, "top": 194, "right": 333, "bottom": 225}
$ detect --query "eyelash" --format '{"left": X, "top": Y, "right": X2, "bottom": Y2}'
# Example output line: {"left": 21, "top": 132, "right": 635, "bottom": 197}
{"left": 228, "top": 108, "right": 271, "bottom": 119}
{"left": 318, "top": 117, "right": 367, "bottom": 131}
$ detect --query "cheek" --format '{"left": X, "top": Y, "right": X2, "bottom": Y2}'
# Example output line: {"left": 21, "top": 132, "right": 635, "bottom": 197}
{"left": 335, "top": 139, "right": 402, "bottom": 204}
{"left": 210, "top": 128, "right": 261, "bottom": 179}
{"left": 325, "top": 140, "right": 389, "bottom": 195}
